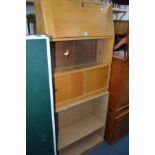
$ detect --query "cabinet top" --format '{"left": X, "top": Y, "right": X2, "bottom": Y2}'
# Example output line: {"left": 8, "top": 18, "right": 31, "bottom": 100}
{"left": 35, "top": 0, "right": 114, "bottom": 41}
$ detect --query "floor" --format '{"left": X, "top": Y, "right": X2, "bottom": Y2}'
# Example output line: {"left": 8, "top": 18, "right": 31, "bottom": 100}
{"left": 85, "top": 136, "right": 129, "bottom": 155}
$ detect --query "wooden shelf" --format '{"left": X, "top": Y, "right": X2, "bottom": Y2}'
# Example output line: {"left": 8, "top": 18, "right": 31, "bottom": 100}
{"left": 54, "top": 63, "right": 109, "bottom": 77}
{"left": 51, "top": 36, "right": 113, "bottom": 41}
{"left": 56, "top": 91, "right": 108, "bottom": 112}
{"left": 58, "top": 116, "right": 104, "bottom": 150}
{"left": 59, "top": 131, "right": 103, "bottom": 155}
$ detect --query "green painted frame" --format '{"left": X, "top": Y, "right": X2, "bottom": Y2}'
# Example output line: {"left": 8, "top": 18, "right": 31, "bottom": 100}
{"left": 26, "top": 35, "right": 57, "bottom": 155}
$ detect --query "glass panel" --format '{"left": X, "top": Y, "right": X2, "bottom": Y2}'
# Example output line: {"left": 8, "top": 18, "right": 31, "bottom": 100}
{"left": 51, "top": 39, "right": 104, "bottom": 72}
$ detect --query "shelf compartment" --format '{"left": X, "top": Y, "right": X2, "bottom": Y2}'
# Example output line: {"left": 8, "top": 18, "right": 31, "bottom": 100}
{"left": 56, "top": 91, "right": 108, "bottom": 113}
{"left": 57, "top": 93, "right": 109, "bottom": 150}
{"left": 54, "top": 63, "right": 109, "bottom": 77}
{"left": 51, "top": 39, "right": 113, "bottom": 74}
{"left": 58, "top": 116, "right": 104, "bottom": 150}
{"left": 54, "top": 64, "right": 109, "bottom": 108}
{"left": 59, "top": 129, "right": 103, "bottom": 155}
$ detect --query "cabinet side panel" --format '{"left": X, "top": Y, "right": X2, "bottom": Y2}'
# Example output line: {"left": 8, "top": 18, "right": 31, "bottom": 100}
{"left": 34, "top": 0, "right": 45, "bottom": 34}
{"left": 38, "top": 0, "right": 56, "bottom": 36}
{"left": 117, "top": 61, "right": 129, "bottom": 109}
{"left": 108, "top": 58, "right": 123, "bottom": 111}
{"left": 93, "top": 94, "right": 109, "bottom": 123}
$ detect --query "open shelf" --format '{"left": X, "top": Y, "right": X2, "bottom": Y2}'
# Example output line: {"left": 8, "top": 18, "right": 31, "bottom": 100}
{"left": 57, "top": 93, "right": 109, "bottom": 150}
{"left": 58, "top": 116, "right": 104, "bottom": 150}
{"left": 56, "top": 91, "right": 108, "bottom": 112}
{"left": 59, "top": 129, "right": 103, "bottom": 155}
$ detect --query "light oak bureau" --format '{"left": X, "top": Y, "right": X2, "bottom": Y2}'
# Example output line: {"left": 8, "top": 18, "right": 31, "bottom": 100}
{"left": 34, "top": 0, "right": 114, "bottom": 154}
